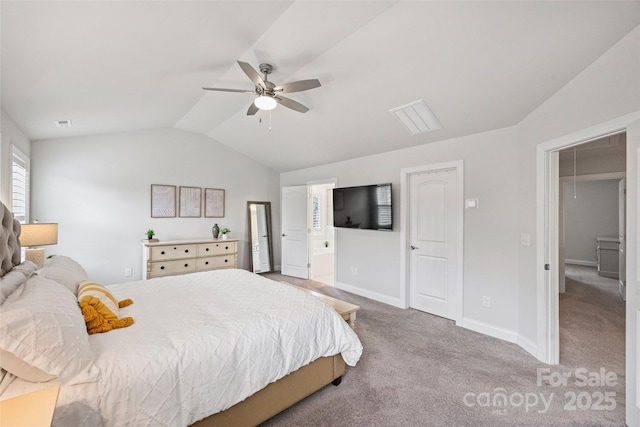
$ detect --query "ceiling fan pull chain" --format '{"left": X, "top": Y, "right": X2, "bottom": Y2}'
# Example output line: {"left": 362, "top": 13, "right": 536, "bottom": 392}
{"left": 269, "top": 110, "right": 272, "bottom": 132}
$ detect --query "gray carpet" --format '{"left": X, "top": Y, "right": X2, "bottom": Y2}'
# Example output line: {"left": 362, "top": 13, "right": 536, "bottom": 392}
{"left": 262, "top": 267, "right": 625, "bottom": 426}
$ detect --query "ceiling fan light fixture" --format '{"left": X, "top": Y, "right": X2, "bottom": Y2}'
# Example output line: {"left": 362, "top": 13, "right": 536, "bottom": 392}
{"left": 254, "top": 95, "right": 277, "bottom": 111}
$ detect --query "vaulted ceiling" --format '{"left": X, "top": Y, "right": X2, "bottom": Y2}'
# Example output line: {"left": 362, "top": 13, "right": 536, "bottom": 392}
{"left": 2, "top": 1, "right": 639, "bottom": 172}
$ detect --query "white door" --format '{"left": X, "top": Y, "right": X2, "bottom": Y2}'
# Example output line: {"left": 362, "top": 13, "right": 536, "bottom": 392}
{"left": 619, "top": 178, "right": 626, "bottom": 300}
{"left": 281, "top": 186, "right": 309, "bottom": 279}
{"left": 409, "top": 168, "right": 459, "bottom": 320}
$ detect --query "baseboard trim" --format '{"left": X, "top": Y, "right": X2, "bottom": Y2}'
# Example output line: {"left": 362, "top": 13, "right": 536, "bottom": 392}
{"left": 334, "top": 281, "right": 405, "bottom": 308}
{"left": 517, "top": 334, "right": 538, "bottom": 358}
{"left": 461, "top": 317, "right": 518, "bottom": 343}
{"left": 565, "top": 259, "right": 597, "bottom": 267}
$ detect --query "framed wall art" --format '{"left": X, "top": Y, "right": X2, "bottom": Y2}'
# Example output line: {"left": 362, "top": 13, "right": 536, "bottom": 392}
{"left": 179, "top": 186, "right": 202, "bottom": 218}
{"left": 151, "top": 184, "right": 176, "bottom": 218}
{"left": 205, "top": 188, "right": 225, "bottom": 218}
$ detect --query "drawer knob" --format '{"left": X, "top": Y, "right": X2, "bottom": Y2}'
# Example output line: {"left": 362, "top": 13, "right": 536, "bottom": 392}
{"left": 206, "top": 248, "right": 209, "bottom": 251}
{"left": 185, "top": 249, "right": 189, "bottom": 253}
{"left": 160, "top": 266, "right": 165, "bottom": 270}
{"left": 184, "top": 263, "right": 188, "bottom": 268}
{"left": 161, "top": 251, "right": 165, "bottom": 255}
{"left": 225, "top": 259, "right": 228, "bottom": 263}
{"left": 205, "top": 261, "right": 209, "bottom": 265}
{"left": 174, "top": 247, "right": 177, "bottom": 250}
{"left": 225, "top": 246, "right": 229, "bottom": 250}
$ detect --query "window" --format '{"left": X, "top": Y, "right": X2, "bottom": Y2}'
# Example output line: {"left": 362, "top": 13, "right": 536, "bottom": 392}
{"left": 11, "top": 145, "right": 30, "bottom": 224}
{"left": 376, "top": 185, "right": 392, "bottom": 228}
{"left": 312, "top": 193, "right": 321, "bottom": 231}
{"left": 325, "top": 188, "right": 333, "bottom": 226}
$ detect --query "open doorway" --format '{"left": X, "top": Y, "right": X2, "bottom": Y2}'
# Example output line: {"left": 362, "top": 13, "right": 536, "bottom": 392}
{"left": 557, "top": 134, "right": 626, "bottom": 369}
{"left": 309, "top": 182, "right": 335, "bottom": 285}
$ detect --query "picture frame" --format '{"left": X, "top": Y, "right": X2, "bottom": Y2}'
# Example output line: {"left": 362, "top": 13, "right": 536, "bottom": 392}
{"left": 179, "top": 186, "right": 202, "bottom": 218}
{"left": 151, "top": 184, "right": 176, "bottom": 218}
{"left": 205, "top": 188, "right": 225, "bottom": 218}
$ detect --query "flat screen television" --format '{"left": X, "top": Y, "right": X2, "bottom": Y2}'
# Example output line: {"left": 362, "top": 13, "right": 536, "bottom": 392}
{"left": 332, "top": 183, "right": 393, "bottom": 231}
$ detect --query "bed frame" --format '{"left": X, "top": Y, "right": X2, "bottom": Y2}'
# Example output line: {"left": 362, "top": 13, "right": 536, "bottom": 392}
{"left": 0, "top": 202, "right": 347, "bottom": 426}
{"left": 192, "top": 354, "right": 345, "bottom": 427}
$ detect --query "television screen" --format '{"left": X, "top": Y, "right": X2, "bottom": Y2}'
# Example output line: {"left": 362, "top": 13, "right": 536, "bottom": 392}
{"left": 333, "top": 183, "right": 392, "bottom": 230}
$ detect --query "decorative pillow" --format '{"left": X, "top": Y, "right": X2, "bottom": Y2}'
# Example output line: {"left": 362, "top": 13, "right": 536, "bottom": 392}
{"left": 77, "top": 281, "right": 134, "bottom": 335}
{"left": 0, "top": 275, "right": 99, "bottom": 385}
{"left": 0, "top": 261, "right": 37, "bottom": 304}
{"left": 37, "top": 255, "right": 89, "bottom": 295}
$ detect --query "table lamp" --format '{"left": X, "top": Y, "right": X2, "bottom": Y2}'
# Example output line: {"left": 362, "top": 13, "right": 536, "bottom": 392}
{"left": 20, "top": 223, "right": 58, "bottom": 266}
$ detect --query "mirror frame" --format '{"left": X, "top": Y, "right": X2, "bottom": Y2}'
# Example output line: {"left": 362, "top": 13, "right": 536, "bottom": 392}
{"left": 247, "top": 201, "right": 274, "bottom": 274}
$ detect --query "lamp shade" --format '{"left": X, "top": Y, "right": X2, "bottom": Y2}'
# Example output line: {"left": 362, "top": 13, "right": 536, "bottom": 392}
{"left": 254, "top": 95, "right": 277, "bottom": 111}
{"left": 20, "top": 223, "right": 58, "bottom": 247}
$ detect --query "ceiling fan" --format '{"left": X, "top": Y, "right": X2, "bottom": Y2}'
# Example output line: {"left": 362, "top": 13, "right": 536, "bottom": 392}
{"left": 203, "top": 61, "right": 321, "bottom": 115}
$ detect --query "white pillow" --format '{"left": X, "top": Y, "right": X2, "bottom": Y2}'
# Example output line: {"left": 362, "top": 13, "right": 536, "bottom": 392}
{"left": 0, "top": 349, "right": 56, "bottom": 382}
{"left": 0, "top": 261, "right": 37, "bottom": 304}
{"left": 0, "top": 275, "right": 99, "bottom": 385}
{"left": 37, "top": 255, "right": 89, "bottom": 295}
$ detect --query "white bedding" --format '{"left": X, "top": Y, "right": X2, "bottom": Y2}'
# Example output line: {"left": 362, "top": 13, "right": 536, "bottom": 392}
{"left": 53, "top": 269, "right": 362, "bottom": 426}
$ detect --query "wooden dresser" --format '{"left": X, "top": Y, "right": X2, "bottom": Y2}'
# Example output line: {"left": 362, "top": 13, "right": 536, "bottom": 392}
{"left": 141, "top": 238, "right": 239, "bottom": 280}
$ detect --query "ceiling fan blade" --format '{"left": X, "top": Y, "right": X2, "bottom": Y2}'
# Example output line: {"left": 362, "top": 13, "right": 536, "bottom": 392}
{"left": 247, "top": 102, "right": 259, "bottom": 116}
{"left": 274, "top": 95, "right": 309, "bottom": 113}
{"left": 237, "top": 61, "right": 266, "bottom": 89}
{"left": 202, "top": 87, "right": 255, "bottom": 94}
{"left": 274, "top": 79, "right": 321, "bottom": 93}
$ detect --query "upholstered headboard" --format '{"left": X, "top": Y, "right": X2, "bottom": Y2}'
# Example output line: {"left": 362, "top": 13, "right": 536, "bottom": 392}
{"left": 0, "top": 201, "right": 22, "bottom": 277}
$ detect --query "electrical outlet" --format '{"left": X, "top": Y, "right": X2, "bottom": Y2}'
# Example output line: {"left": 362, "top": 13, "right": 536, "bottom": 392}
{"left": 124, "top": 268, "right": 133, "bottom": 277}
{"left": 520, "top": 233, "right": 531, "bottom": 246}
{"left": 482, "top": 296, "right": 491, "bottom": 307}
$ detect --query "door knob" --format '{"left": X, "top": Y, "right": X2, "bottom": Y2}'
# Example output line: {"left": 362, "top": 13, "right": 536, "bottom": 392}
{"left": 282, "top": 234, "right": 286, "bottom": 237}
{"left": 410, "top": 245, "right": 419, "bottom": 250}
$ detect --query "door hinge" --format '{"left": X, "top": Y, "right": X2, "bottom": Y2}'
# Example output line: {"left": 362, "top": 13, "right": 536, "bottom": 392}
{"left": 307, "top": 263, "right": 311, "bottom": 269}
{"left": 544, "top": 264, "right": 550, "bottom": 271}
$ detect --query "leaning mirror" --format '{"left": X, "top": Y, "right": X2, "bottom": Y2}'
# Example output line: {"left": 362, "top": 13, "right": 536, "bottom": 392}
{"left": 247, "top": 201, "right": 274, "bottom": 273}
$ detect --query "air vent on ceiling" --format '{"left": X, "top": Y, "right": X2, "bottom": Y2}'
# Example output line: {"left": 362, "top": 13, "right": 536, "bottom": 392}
{"left": 389, "top": 100, "right": 441, "bottom": 135}
{"left": 55, "top": 120, "right": 72, "bottom": 128}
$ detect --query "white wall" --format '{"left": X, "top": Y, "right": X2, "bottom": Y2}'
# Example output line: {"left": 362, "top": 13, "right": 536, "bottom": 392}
{"left": 0, "top": 108, "right": 31, "bottom": 206}
{"left": 564, "top": 180, "right": 620, "bottom": 264}
{"left": 281, "top": 126, "right": 521, "bottom": 333}
{"left": 30, "top": 128, "right": 280, "bottom": 284}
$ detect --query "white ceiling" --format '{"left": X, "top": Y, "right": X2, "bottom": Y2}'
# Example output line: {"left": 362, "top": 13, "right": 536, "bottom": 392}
{"left": 2, "top": 1, "right": 639, "bottom": 172}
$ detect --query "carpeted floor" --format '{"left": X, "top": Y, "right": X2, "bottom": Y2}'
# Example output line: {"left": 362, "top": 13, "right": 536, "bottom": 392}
{"left": 261, "top": 266, "right": 625, "bottom": 426}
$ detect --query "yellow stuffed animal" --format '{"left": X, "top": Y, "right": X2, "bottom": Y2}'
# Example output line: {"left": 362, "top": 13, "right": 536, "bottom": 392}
{"left": 77, "top": 282, "right": 134, "bottom": 335}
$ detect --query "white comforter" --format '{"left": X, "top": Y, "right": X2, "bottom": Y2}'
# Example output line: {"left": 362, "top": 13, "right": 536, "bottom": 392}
{"left": 53, "top": 269, "right": 363, "bottom": 426}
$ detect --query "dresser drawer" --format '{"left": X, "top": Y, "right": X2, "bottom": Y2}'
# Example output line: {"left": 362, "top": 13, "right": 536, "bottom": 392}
{"left": 148, "top": 259, "right": 197, "bottom": 278}
{"left": 150, "top": 244, "right": 197, "bottom": 261}
{"left": 197, "top": 242, "right": 237, "bottom": 257}
{"left": 196, "top": 255, "right": 236, "bottom": 271}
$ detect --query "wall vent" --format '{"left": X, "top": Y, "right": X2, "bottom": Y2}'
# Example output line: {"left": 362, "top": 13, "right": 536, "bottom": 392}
{"left": 55, "top": 120, "right": 72, "bottom": 128}
{"left": 389, "top": 100, "right": 441, "bottom": 135}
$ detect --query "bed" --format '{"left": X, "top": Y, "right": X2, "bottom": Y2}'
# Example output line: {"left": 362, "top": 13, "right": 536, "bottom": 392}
{"left": 0, "top": 202, "right": 362, "bottom": 426}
